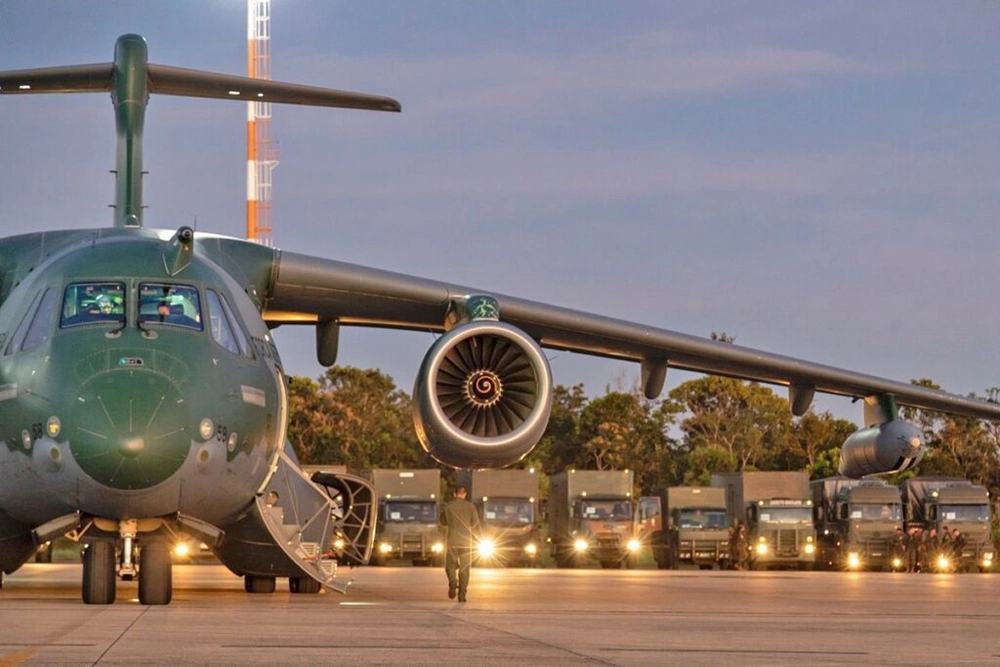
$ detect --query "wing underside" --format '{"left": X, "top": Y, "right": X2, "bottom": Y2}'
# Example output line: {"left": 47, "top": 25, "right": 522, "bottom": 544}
{"left": 265, "top": 249, "right": 1000, "bottom": 420}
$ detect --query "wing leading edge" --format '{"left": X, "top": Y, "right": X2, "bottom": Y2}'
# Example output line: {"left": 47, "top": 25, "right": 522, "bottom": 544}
{"left": 265, "top": 250, "right": 1000, "bottom": 422}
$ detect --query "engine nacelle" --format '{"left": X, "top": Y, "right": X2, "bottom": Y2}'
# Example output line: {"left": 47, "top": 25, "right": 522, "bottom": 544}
{"left": 838, "top": 420, "right": 926, "bottom": 478}
{"left": 413, "top": 321, "right": 553, "bottom": 468}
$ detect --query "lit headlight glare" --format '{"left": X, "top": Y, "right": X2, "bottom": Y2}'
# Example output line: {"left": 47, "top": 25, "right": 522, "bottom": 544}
{"left": 478, "top": 539, "right": 495, "bottom": 558}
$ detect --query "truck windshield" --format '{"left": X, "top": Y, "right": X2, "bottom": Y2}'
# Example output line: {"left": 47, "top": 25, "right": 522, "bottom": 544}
{"left": 484, "top": 500, "right": 534, "bottom": 526}
{"left": 677, "top": 509, "right": 728, "bottom": 529}
{"left": 384, "top": 501, "right": 437, "bottom": 523}
{"left": 939, "top": 504, "right": 991, "bottom": 522}
{"left": 849, "top": 503, "right": 902, "bottom": 521}
{"left": 758, "top": 507, "right": 812, "bottom": 524}
{"left": 580, "top": 500, "right": 632, "bottom": 520}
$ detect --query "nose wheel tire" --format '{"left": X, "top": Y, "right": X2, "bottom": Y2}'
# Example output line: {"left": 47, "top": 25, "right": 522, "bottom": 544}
{"left": 289, "top": 576, "right": 321, "bottom": 594}
{"left": 138, "top": 542, "right": 173, "bottom": 605}
{"left": 244, "top": 575, "right": 276, "bottom": 594}
{"left": 82, "top": 541, "right": 116, "bottom": 605}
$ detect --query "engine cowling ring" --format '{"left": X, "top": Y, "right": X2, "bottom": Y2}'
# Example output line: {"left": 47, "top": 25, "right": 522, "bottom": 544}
{"left": 413, "top": 321, "right": 553, "bottom": 468}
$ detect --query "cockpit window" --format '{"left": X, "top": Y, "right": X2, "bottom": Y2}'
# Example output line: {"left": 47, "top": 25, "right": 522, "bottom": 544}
{"left": 205, "top": 289, "right": 252, "bottom": 357}
{"left": 22, "top": 287, "right": 60, "bottom": 351}
{"left": 60, "top": 282, "right": 126, "bottom": 328}
{"left": 138, "top": 283, "right": 203, "bottom": 330}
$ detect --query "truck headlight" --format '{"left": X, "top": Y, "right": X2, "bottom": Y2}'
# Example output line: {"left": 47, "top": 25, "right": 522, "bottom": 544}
{"left": 478, "top": 539, "right": 495, "bottom": 558}
{"left": 174, "top": 542, "right": 190, "bottom": 559}
{"left": 378, "top": 542, "right": 393, "bottom": 554}
{"left": 892, "top": 557, "right": 903, "bottom": 570}
{"left": 804, "top": 543, "right": 815, "bottom": 555}
{"left": 627, "top": 539, "right": 641, "bottom": 552}
{"left": 524, "top": 543, "right": 537, "bottom": 556}
{"left": 755, "top": 542, "right": 768, "bottom": 555}
{"left": 937, "top": 555, "right": 950, "bottom": 571}
{"left": 574, "top": 538, "right": 589, "bottom": 553}
{"left": 333, "top": 538, "right": 346, "bottom": 550}
{"left": 847, "top": 552, "right": 861, "bottom": 569}
{"left": 431, "top": 542, "right": 444, "bottom": 554}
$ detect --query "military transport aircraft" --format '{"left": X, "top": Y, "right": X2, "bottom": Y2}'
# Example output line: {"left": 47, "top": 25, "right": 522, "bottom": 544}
{"left": 1, "top": 34, "right": 999, "bottom": 606}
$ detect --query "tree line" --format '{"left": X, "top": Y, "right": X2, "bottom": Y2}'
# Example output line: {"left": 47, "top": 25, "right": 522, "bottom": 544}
{"left": 286, "top": 365, "right": 1000, "bottom": 501}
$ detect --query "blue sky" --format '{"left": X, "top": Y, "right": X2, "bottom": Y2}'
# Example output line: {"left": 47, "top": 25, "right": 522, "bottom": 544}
{"left": 2, "top": 2, "right": 998, "bottom": 424}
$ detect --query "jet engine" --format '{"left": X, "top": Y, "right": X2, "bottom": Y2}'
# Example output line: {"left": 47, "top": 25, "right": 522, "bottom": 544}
{"left": 838, "top": 420, "right": 926, "bottom": 478}
{"left": 413, "top": 321, "right": 553, "bottom": 468}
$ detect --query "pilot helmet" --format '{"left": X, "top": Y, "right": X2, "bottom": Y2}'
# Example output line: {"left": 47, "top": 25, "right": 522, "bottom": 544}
{"left": 95, "top": 294, "right": 114, "bottom": 314}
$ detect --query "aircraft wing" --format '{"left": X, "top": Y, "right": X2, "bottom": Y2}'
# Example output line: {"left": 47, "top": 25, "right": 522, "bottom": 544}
{"left": 265, "top": 249, "right": 1000, "bottom": 421}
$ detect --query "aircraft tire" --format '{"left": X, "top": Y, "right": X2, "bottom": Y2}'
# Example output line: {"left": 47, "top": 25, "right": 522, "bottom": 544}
{"left": 244, "top": 575, "right": 276, "bottom": 594}
{"left": 138, "top": 542, "right": 173, "bottom": 605}
{"left": 82, "top": 541, "right": 116, "bottom": 605}
{"left": 289, "top": 576, "right": 322, "bottom": 594}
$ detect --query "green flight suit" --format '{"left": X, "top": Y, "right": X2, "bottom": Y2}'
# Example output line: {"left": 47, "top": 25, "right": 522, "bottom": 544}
{"left": 441, "top": 494, "right": 480, "bottom": 601}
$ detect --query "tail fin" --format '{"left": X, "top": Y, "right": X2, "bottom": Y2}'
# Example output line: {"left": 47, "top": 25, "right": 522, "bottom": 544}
{"left": 0, "top": 33, "right": 400, "bottom": 229}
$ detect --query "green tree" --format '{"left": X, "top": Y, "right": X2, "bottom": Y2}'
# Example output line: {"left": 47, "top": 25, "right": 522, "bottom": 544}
{"left": 786, "top": 411, "right": 857, "bottom": 477}
{"left": 668, "top": 376, "right": 794, "bottom": 478}
{"left": 576, "top": 390, "right": 674, "bottom": 492}
{"left": 286, "top": 366, "right": 431, "bottom": 470}
{"left": 533, "top": 383, "right": 588, "bottom": 474}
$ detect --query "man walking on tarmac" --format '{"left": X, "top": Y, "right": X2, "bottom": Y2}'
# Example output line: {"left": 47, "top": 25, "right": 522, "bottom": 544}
{"left": 441, "top": 485, "right": 480, "bottom": 603}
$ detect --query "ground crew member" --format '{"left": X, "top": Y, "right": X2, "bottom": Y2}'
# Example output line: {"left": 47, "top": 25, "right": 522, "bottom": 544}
{"left": 441, "top": 485, "right": 480, "bottom": 603}
{"left": 891, "top": 527, "right": 907, "bottom": 571}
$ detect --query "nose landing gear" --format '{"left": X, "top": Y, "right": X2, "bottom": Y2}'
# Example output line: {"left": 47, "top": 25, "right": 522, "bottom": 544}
{"left": 80, "top": 519, "right": 174, "bottom": 605}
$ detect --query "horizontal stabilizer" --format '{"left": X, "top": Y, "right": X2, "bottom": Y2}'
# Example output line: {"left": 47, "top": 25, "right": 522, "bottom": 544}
{"left": 0, "top": 63, "right": 114, "bottom": 93}
{"left": 147, "top": 64, "right": 401, "bottom": 112}
{"left": 0, "top": 62, "right": 401, "bottom": 113}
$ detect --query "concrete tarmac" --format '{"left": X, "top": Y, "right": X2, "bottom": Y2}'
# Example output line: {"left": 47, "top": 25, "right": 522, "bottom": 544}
{"left": 2, "top": 563, "right": 999, "bottom": 666}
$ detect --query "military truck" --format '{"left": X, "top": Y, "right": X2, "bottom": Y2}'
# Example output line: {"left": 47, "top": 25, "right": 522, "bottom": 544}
{"left": 548, "top": 469, "right": 640, "bottom": 569}
{"left": 646, "top": 487, "right": 730, "bottom": 569}
{"left": 459, "top": 468, "right": 542, "bottom": 567}
{"left": 811, "top": 477, "right": 903, "bottom": 571}
{"left": 901, "top": 477, "right": 995, "bottom": 572}
{"left": 365, "top": 469, "right": 444, "bottom": 566}
{"left": 711, "top": 471, "right": 816, "bottom": 570}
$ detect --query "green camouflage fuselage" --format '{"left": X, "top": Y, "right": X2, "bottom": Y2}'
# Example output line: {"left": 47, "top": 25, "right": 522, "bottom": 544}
{"left": 0, "top": 227, "right": 283, "bottom": 527}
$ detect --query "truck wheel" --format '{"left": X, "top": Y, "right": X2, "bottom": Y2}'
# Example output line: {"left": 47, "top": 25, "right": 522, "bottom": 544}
{"left": 600, "top": 561, "right": 616, "bottom": 569}
{"left": 555, "top": 550, "right": 574, "bottom": 569}
{"left": 625, "top": 554, "right": 638, "bottom": 570}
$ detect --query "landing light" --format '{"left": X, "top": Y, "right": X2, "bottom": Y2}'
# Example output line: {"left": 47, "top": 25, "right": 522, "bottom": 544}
{"left": 333, "top": 538, "right": 345, "bottom": 550}
{"left": 174, "top": 543, "right": 190, "bottom": 558}
{"left": 199, "top": 418, "right": 214, "bottom": 441}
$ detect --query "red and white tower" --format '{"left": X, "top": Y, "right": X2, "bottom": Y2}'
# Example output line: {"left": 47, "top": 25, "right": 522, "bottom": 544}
{"left": 246, "top": 0, "right": 279, "bottom": 245}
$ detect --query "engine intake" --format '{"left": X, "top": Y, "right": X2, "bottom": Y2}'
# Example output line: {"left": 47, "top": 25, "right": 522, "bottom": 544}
{"left": 413, "top": 321, "right": 553, "bottom": 468}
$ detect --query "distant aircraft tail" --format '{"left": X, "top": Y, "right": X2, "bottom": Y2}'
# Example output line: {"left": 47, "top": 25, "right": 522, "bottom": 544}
{"left": 0, "top": 33, "right": 400, "bottom": 229}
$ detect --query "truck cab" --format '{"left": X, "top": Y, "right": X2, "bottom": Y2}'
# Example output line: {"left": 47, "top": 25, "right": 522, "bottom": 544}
{"left": 813, "top": 477, "right": 903, "bottom": 571}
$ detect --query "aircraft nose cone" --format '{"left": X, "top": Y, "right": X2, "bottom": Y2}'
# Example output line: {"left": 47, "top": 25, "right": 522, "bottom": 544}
{"left": 69, "top": 367, "right": 191, "bottom": 490}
